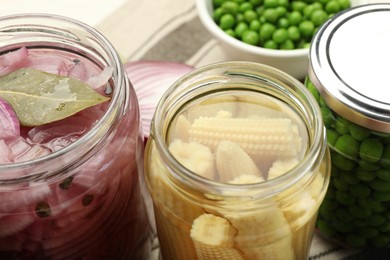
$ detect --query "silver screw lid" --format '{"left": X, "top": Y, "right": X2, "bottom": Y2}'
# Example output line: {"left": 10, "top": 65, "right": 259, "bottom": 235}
{"left": 308, "top": 3, "right": 390, "bottom": 133}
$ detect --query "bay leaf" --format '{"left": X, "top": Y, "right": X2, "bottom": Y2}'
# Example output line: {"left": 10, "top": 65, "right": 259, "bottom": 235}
{"left": 0, "top": 68, "right": 110, "bottom": 126}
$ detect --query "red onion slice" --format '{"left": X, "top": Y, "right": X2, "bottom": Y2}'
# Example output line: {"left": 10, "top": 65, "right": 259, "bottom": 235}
{"left": 0, "top": 97, "right": 20, "bottom": 140}
{"left": 124, "top": 61, "right": 193, "bottom": 139}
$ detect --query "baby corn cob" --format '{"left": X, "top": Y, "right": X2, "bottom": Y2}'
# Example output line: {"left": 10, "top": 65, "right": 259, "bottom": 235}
{"left": 188, "top": 112, "right": 302, "bottom": 157}
{"left": 169, "top": 139, "right": 215, "bottom": 180}
{"left": 186, "top": 96, "right": 238, "bottom": 123}
{"left": 190, "top": 214, "right": 244, "bottom": 260}
{"left": 216, "top": 141, "right": 263, "bottom": 183}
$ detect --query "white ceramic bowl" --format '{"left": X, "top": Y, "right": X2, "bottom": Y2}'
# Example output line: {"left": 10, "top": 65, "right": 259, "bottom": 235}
{"left": 196, "top": 0, "right": 309, "bottom": 80}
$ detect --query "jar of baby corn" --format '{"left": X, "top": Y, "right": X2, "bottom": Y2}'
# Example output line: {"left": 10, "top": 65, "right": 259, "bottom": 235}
{"left": 144, "top": 61, "right": 330, "bottom": 260}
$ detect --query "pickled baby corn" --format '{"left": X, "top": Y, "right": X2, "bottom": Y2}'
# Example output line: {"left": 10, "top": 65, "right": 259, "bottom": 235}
{"left": 215, "top": 141, "right": 263, "bottom": 183}
{"left": 224, "top": 206, "right": 295, "bottom": 260}
{"left": 147, "top": 143, "right": 205, "bottom": 260}
{"left": 169, "top": 139, "right": 215, "bottom": 180}
{"left": 188, "top": 111, "right": 302, "bottom": 157}
{"left": 190, "top": 214, "right": 244, "bottom": 260}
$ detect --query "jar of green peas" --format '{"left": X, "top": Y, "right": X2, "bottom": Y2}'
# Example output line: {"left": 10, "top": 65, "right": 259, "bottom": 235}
{"left": 306, "top": 3, "right": 390, "bottom": 248}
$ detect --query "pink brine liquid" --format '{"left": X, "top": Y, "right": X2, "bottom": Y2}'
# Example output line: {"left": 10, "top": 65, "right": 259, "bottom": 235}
{"left": 0, "top": 48, "right": 151, "bottom": 259}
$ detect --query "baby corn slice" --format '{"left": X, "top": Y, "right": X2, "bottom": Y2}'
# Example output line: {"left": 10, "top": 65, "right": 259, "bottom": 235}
{"left": 216, "top": 141, "right": 263, "bottom": 183}
{"left": 168, "top": 139, "right": 215, "bottom": 180}
{"left": 190, "top": 214, "right": 244, "bottom": 260}
{"left": 172, "top": 114, "right": 192, "bottom": 142}
{"left": 189, "top": 113, "right": 302, "bottom": 157}
{"left": 224, "top": 205, "right": 295, "bottom": 260}
{"left": 147, "top": 143, "right": 205, "bottom": 260}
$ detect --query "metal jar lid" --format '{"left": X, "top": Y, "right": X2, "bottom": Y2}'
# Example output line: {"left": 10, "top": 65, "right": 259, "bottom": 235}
{"left": 308, "top": 3, "right": 390, "bottom": 133}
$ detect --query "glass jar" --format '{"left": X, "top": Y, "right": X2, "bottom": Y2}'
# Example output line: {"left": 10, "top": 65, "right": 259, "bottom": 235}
{"left": 307, "top": 4, "right": 390, "bottom": 248}
{"left": 144, "top": 61, "right": 330, "bottom": 260}
{"left": 0, "top": 14, "right": 152, "bottom": 259}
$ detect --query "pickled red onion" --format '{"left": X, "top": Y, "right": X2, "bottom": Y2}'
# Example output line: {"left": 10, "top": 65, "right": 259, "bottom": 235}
{"left": 0, "top": 97, "right": 20, "bottom": 140}
{"left": 124, "top": 61, "right": 193, "bottom": 139}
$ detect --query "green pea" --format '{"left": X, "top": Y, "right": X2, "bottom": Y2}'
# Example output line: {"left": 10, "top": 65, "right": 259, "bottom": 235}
{"left": 263, "top": 39, "right": 278, "bottom": 49}
{"left": 370, "top": 179, "right": 390, "bottom": 192}
{"left": 263, "top": 8, "right": 278, "bottom": 23}
{"left": 337, "top": 0, "right": 350, "bottom": 9}
{"left": 373, "top": 190, "right": 390, "bottom": 202}
{"left": 336, "top": 208, "right": 354, "bottom": 222}
{"left": 235, "top": 22, "right": 248, "bottom": 38}
{"left": 356, "top": 168, "right": 376, "bottom": 182}
{"left": 350, "top": 124, "right": 371, "bottom": 141}
{"left": 358, "top": 198, "right": 385, "bottom": 213}
{"left": 244, "top": 9, "right": 258, "bottom": 23}
{"left": 219, "top": 13, "right": 236, "bottom": 30}
{"left": 280, "top": 39, "right": 295, "bottom": 49}
{"left": 349, "top": 204, "right": 372, "bottom": 219}
{"left": 335, "top": 134, "right": 360, "bottom": 160}
{"left": 272, "top": 28, "right": 288, "bottom": 43}
{"left": 213, "top": 7, "right": 224, "bottom": 22}
{"left": 380, "top": 145, "right": 390, "bottom": 169}
{"left": 311, "top": 9, "right": 329, "bottom": 27}
{"left": 250, "top": 0, "right": 262, "bottom": 6}
{"left": 255, "top": 6, "right": 265, "bottom": 16}
{"left": 236, "top": 13, "right": 245, "bottom": 23}
{"left": 221, "top": 1, "right": 239, "bottom": 14}
{"left": 299, "top": 20, "right": 315, "bottom": 38}
{"left": 263, "top": 0, "right": 279, "bottom": 8}
{"left": 213, "top": 0, "right": 226, "bottom": 8}
{"left": 319, "top": 207, "right": 333, "bottom": 221}
{"left": 311, "top": 2, "right": 324, "bottom": 10}
{"left": 327, "top": 129, "right": 340, "bottom": 147}
{"left": 333, "top": 177, "right": 349, "bottom": 191}
{"left": 224, "top": 29, "right": 236, "bottom": 37}
{"left": 335, "top": 119, "right": 352, "bottom": 134}
{"left": 359, "top": 160, "right": 380, "bottom": 171}
{"left": 371, "top": 234, "right": 390, "bottom": 247}
{"left": 259, "top": 23, "right": 276, "bottom": 41}
{"left": 336, "top": 190, "right": 356, "bottom": 205}
{"left": 331, "top": 152, "right": 356, "bottom": 171}
{"left": 358, "top": 227, "right": 379, "bottom": 238}
{"left": 360, "top": 138, "right": 384, "bottom": 163}
{"left": 242, "top": 30, "right": 260, "bottom": 45}
{"left": 249, "top": 19, "right": 261, "bottom": 31}
{"left": 321, "top": 106, "right": 335, "bottom": 128}
{"left": 317, "top": 219, "right": 337, "bottom": 236}
{"left": 334, "top": 219, "right": 354, "bottom": 233}
{"left": 275, "top": 6, "right": 287, "bottom": 18}
{"left": 376, "top": 169, "right": 390, "bottom": 182}
{"left": 349, "top": 183, "right": 371, "bottom": 198}
{"left": 347, "top": 234, "right": 367, "bottom": 247}
{"left": 354, "top": 219, "right": 368, "bottom": 228}
{"left": 287, "top": 25, "right": 301, "bottom": 42}
{"left": 325, "top": 0, "right": 341, "bottom": 13}
{"left": 378, "top": 222, "right": 390, "bottom": 232}
{"left": 303, "top": 5, "right": 315, "bottom": 19}
{"left": 288, "top": 11, "right": 303, "bottom": 26}
{"left": 239, "top": 2, "right": 253, "bottom": 12}
{"left": 277, "top": 0, "right": 289, "bottom": 8}
{"left": 292, "top": 1, "right": 308, "bottom": 12}
{"left": 277, "top": 17, "right": 290, "bottom": 28}
{"left": 367, "top": 214, "right": 386, "bottom": 226}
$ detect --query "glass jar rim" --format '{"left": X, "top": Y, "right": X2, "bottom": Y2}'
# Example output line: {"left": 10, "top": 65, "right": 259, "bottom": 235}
{"left": 151, "top": 61, "right": 327, "bottom": 199}
{"left": 0, "top": 14, "right": 125, "bottom": 174}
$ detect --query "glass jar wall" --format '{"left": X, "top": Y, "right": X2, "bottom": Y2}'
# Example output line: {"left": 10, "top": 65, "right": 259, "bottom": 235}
{"left": 0, "top": 14, "right": 152, "bottom": 259}
{"left": 144, "top": 61, "right": 330, "bottom": 260}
